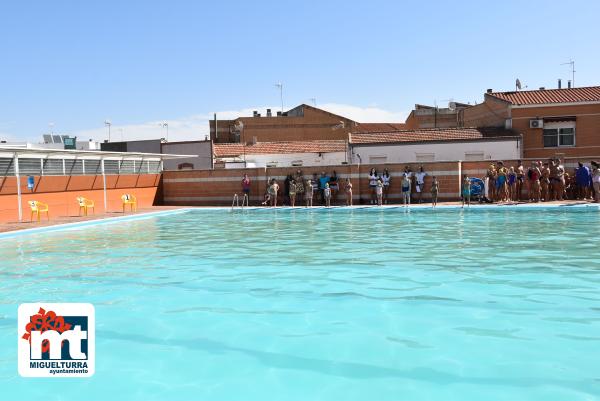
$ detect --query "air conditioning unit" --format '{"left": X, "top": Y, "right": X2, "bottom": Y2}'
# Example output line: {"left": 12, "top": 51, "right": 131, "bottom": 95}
{"left": 529, "top": 119, "right": 544, "bottom": 129}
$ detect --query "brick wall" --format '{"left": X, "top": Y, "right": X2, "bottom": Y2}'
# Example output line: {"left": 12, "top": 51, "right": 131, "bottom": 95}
{"left": 511, "top": 103, "right": 600, "bottom": 159}
{"left": 0, "top": 174, "right": 161, "bottom": 222}
{"left": 162, "top": 157, "right": 598, "bottom": 206}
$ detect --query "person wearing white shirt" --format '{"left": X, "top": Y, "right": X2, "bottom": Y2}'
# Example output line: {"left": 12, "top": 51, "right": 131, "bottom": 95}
{"left": 415, "top": 166, "right": 428, "bottom": 203}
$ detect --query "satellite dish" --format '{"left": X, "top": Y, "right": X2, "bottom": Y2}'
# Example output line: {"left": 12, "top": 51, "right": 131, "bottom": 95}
{"left": 516, "top": 79, "right": 522, "bottom": 90}
{"left": 448, "top": 101, "right": 456, "bottom": 111}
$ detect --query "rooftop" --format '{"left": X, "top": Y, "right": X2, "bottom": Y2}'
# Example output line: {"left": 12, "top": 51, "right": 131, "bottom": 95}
{"left": 354, "top": 122, "right": 407, "bottom": 132}
{"left": 213, "top": 140, "right": 347, "bottom": 157}
{"left": 487, "top": 86, "right": 600, "bottom": 105}
{"left": 350, "top": 127, "right": 520, "bottom": 145}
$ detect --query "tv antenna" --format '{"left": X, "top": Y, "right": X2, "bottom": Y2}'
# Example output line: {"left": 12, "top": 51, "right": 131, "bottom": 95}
{"left": 275, "top": 82, "right": 284, "bottom": 113}
{"left": 561, "top": 60, "right": 575, "bottom": 87}
{"left": 309, "top": 97, "right": 317, "bottom": 106}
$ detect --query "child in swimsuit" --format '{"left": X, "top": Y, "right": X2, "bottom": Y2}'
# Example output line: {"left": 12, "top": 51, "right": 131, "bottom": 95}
{"left": 305, "top": 179, "right": 314, "bottom": 207}
{"left": 508, "top": 167, "right": 517, "bottom": 201}
{"left": 376, "top": 178, "right": 383, "bottom": 206}
{"left": 401, "top": 175, "right": 411, "bottom": 206}
{"left": 345, "top": 178, "right": 353, "bottom": 206}
{"left": 324, "top": 183, "right": 332, "bottom": 207}
{"left": 431, "top": 176, "right": 439, "bottom": 208}
{"left": 462, "top": 175, "right": 471, "bottom": 208}
{"left": 289, "top": 179, "right": 297, "bottom": 207}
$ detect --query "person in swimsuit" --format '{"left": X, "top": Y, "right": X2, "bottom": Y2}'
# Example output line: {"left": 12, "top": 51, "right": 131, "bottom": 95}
{"left": 345, "top": 178, "right": 353, "bottom": 206}
{"left": 381, "top": 169, "right": 391, "bottom": 204}
{"left": 376, "top": 178, "right": 384, "bottom": 206}
{"left": 496, "top": 161, "right": 508, "bottom": 202}
{"left": 430, "top": 176, "right": 439, "bottom": 208}
{"left": 324, "top": 182, "right": 332, "bottom": 207}
{"left": 289, "top": 179, "right": 297, "bottom": 207}
{"left": 529, "top": 161, "right": 542, "bottom": 202}
{"left": 305, "top": 179, "right": 314, "bottom": 207}
{"left": 515, "top": 160, "right": 525, "bottom": 201}
{"left": 329, "top": 171, "right": 339, "bottom": 205}
{"left": 269, "top": 179, "right": 279, "bottom": 207}
{"left": 556, "top": 159, "right": 566, "bottom": 201}
{"left": 415, "top": 166, "right": 427, "bottom": 204}
{"left": 401, "top": 174, "right": 411, "bottom": 206}
{"left": 368, "top": 168, "right": 378, "bottom": 205}
{"left": 486, "top": 163, "right": 497, "bottom": 202}
{"left": 462, "top": 175, "right": 471, "bottom": 208}
{"left": 507, "top": 166, "right": 517, "bottom": 202}
{"left": 541, "top": 162, "right": 551, "bottom": 201}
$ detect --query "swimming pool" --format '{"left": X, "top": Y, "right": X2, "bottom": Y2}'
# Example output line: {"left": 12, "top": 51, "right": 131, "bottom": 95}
{"left": 1, "top": 206, "right": 599, "bottom": 400}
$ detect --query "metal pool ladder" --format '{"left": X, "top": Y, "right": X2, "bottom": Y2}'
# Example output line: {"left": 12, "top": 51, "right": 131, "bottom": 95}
{"left": 231, "top": 193, "right": 249, "bottom": 210}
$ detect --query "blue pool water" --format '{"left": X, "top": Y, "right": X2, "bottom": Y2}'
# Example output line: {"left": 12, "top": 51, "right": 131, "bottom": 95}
{"left": 1, "top": 206, "right": 600, "bottom": 401}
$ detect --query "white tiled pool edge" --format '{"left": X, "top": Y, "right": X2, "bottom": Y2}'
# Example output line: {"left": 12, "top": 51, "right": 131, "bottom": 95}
{"left": 1, "top": 203, "right": 597, "bottom": 239}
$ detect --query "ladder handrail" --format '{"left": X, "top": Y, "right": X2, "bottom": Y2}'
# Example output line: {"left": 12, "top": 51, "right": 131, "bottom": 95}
{"left": 231, "top": 193, "right": 239, "bottom": 209}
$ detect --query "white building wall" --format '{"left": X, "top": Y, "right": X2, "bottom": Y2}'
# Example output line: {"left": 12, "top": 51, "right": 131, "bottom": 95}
{"left": 351, "top": 140, "right": 520, "bottom": 164}
{"left": 224, "top": 151, "right": 347, "bottom": 168}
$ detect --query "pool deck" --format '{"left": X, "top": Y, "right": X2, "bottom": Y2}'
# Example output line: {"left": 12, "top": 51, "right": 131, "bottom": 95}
{"left": 0, "top": 206, "right": 186, "bottom": 234}
{"left": 0, "top": 200, "right": 597, "bottom": 235}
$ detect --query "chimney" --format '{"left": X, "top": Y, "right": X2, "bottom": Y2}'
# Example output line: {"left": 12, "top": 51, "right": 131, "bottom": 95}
{"left": 558, "top": 79, "right": 562, "bottom": 89}
{"left": 486, "top": 89, "right": 493, "bottom": 94}
{"left": 253, "top": 110, "right": 258, "bottom": 117}
{"left": 568, "top": 80, "right": 572, "bottom": 89}
{"left": 266, "top": 108, "right": 272, "bottom": 117}
{"left": 276, "top": 111, "right": 282, "bottom": 117}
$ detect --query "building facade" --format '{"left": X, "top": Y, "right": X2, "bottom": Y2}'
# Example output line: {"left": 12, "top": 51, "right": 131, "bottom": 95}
{"left": 462, "top": 86, "right": 600, "bottom": 159}
{"left": 213, "top": 140, "right": 347, "bottom": 168}
{"left": 349, "top": 127, "right": 521, "bottom": 164}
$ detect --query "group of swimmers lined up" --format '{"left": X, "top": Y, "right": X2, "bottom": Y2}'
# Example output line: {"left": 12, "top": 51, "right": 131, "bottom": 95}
{"left": 483, "top": 159, "right": 600, "bottom": 203}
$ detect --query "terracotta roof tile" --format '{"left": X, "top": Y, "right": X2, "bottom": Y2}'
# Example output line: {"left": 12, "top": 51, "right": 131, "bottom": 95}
{"left": 350, "top": 127, "right": 519, "bottom": 145}
{"left": 213, "top": 140, "right": 346, "bottom": 157}
{"left": 488, "top": 86, "right": 600, "bottom": 105}
{"left": 354, "top": 122, "right": 407, "bottom": 132}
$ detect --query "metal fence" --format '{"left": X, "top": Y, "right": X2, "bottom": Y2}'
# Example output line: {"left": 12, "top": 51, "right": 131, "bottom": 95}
{"left": 0, "top": 156, "right": 162, "bottom": 176}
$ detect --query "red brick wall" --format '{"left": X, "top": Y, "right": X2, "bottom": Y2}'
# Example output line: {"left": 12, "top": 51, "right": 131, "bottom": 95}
{"left": 162, "top": 157, "right": 597, "bottom": 206}
{"left": 0, "top": 174, "right": 161, "bottom": 222}
{"left": 511, "top": 103, "right": 600, "bottom": 159}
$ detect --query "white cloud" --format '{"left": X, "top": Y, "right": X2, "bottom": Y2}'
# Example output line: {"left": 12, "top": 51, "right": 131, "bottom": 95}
{"left": 317, "top": 103, "right": 408, "bottom": 123}
{"left": 31, "top": 103, "right": 410, "bottom": 144}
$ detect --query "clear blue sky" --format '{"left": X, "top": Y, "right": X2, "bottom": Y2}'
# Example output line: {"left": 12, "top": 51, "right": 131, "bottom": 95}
{"left": 1, "top": 0, "right": 599, "bottom": 141}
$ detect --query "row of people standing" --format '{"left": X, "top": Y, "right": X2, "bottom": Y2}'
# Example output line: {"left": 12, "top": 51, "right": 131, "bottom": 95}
{"left": 484, "top": 159, "right": 600, "bottom": 203}
{"left": 248, "top": 170, "right": 355, "bottom": 207}
{"left": 367, "top": 166, "right": 433, "bottom": 205}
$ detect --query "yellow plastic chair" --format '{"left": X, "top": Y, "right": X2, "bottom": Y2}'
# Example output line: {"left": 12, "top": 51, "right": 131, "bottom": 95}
{"left": 29, "top": 201, "right": 49, "bottom": 222}
{"left": 77, "top": 197, "right": 95, "bottom": 216}
{"left": 121, "top": 194, "right": 137, "bottom": 213}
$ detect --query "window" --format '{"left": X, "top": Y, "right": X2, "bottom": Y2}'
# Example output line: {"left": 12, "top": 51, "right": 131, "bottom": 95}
{"left": 542, "top": 121, "right": 575, "bottom": 147}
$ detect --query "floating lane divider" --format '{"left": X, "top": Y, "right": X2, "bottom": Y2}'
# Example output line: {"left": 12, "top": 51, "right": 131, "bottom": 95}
{"left": 0, "top": 208, "right": 193, "bottom": 239}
